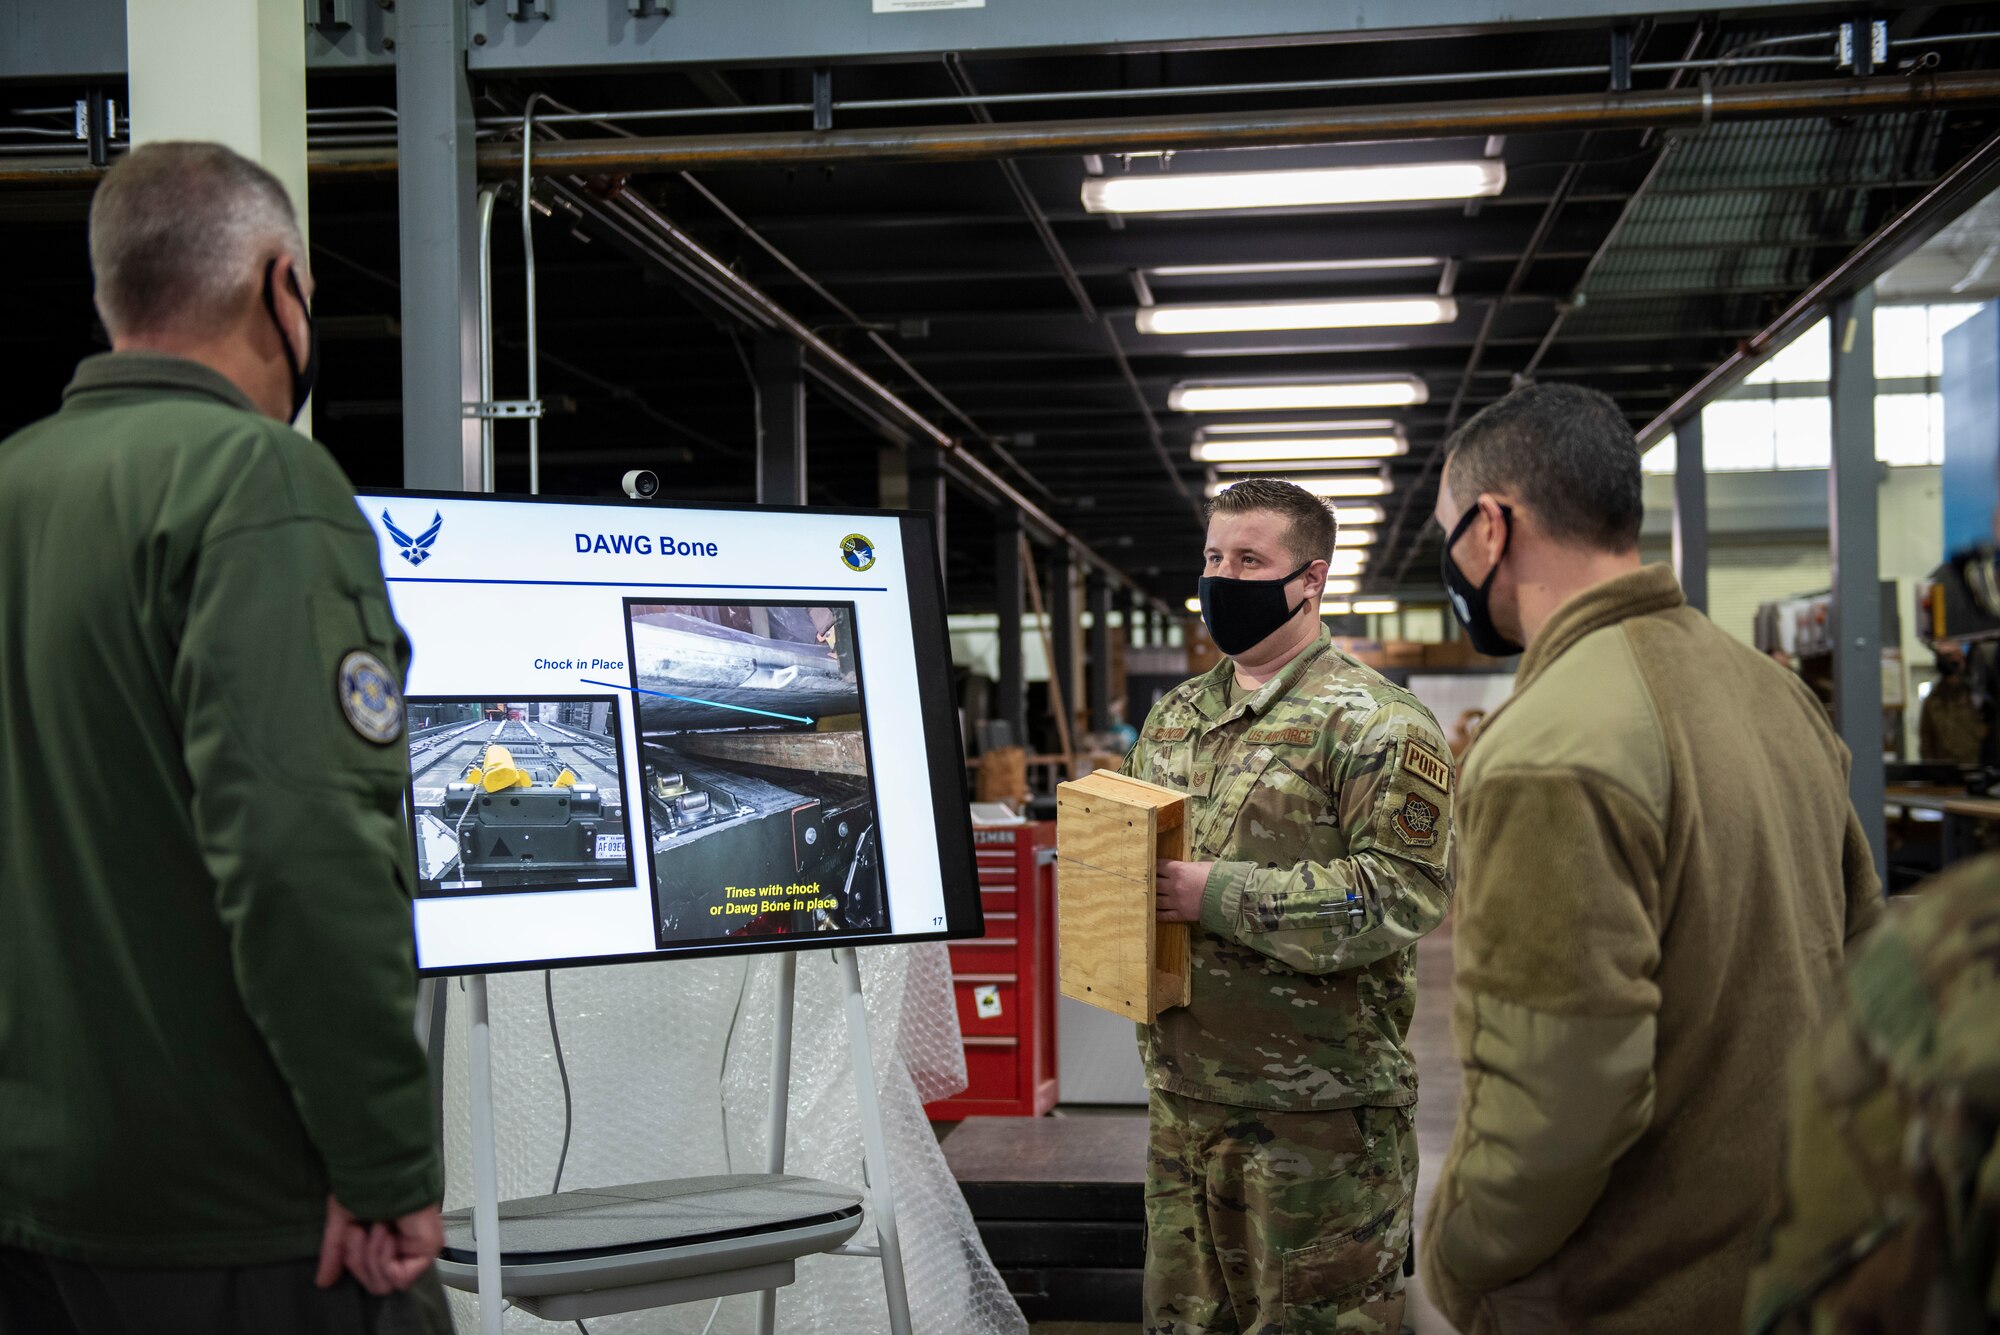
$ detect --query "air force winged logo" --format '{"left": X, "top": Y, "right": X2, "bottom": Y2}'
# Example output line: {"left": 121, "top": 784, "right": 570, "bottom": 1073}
{"left": 383, "top": 510, "right": 443, "bottom": 566}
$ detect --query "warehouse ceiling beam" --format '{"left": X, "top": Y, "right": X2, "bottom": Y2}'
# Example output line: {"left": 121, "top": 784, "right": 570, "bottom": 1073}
{"left": 5, "top": 0, "right": 1934, "bottom": 81}
{"left": 941, "top": 54, "right": 1199, "bottom": 525}
{"left": 1636, "top": 124, "right": 2000, "bottom": 447}
{"left": 10, "top": 73, "right": 2000, "bottom": 187}
{"left": 542, "top": 175, "right": 1173, "bottom": 613}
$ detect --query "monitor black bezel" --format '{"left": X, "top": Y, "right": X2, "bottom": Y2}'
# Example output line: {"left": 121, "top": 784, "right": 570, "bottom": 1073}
{"left": 360, "top": 488, "right": 983, "bottom": 978}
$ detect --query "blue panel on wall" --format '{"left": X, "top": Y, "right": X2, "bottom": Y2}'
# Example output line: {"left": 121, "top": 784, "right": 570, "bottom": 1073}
{"left": 1943, "top": 302, "right": 2000, "bottom": 556}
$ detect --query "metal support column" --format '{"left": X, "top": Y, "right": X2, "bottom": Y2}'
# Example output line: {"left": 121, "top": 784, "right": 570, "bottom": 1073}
{"left": 396, "top": 0, "right": 482, "bottom": 490}
{"left": 1049, "top": 545, "right": 1078, "bottom": 748}
{"left": 1672, "top": 413, "right": 1709, "bottom": 612}
{"left": 756, "top": 338, "right": 807, "bottom": 506}
{"left": 912, "top": 446, "right": 947, "bottom": 592}
{"left": 1829, "top": 285, "right": 1886, "bottom": 884}
{"left": 127, "top": 0, "right": 308, "bottom": 427}
{"left": 877, "top": 445, "right": 947, "bottom": 587}
{"left": 995, "top": 509, "right": 1026, "bottom": 749}
{"left": 1088, "top": 573, "right": 1113, "bottom": 733}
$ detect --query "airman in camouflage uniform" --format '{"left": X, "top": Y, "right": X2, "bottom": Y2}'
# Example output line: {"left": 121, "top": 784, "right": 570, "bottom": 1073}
{"left": 1745, "top": 851, "right": 2000, "bottom": 1335}
{"left": 1125, "top": 630, "right": 1455, "bottom": 1333}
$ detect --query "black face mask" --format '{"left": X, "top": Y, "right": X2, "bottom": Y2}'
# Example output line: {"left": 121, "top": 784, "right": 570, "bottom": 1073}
{"left": 1200, "top": 561, "right": 1313, "bottom": 657}
{"left": 260, "top": 259, "right": 318, "bottom": 425}
{"left": 1441, "top": 502, "right": 1525, "bottom": 658}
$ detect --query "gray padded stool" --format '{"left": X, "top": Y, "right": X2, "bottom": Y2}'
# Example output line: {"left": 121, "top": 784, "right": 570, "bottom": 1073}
{"left": 436, "top": 1174, "right": 865, "bottom": 1322}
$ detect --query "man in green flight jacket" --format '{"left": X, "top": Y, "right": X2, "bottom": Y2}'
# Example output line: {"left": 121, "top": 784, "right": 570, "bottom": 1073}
{"left": 0, "top": 142, "right": 445, "bottom": 1333}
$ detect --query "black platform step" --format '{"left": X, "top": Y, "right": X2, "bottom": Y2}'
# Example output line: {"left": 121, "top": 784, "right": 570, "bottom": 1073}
{"left": 943, "top": 1114, "right": 1147, "bottom": 1324}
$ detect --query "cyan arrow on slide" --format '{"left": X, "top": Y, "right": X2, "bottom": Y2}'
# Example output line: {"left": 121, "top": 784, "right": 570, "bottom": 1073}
{"left": 580, "top": 677, "right": 815, "bottom": 726}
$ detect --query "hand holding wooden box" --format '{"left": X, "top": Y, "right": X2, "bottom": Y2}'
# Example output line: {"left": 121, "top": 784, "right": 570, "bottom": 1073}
{"left": 1055, "top": 771, "right": 1193, "bottom": 1022}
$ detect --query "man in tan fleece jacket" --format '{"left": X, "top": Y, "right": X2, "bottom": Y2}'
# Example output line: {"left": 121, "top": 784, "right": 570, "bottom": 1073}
{"left": 1417, "top": 383, "right": 1882, "bottom": 1334}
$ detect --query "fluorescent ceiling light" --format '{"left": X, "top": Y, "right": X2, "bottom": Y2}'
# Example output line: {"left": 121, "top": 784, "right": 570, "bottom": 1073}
{"left": 1326, "top": 552, "right": 1369, "bottom": 576}
{"left": 1352, "top": 599, "right": 1401, "bottom": 615}
{"left": 1184, "top": 597, "right": 1202, "bottom": 613}
{"left": 1333, "top": 504, "right": 1386, "bottom": 526}
{"left": 1082, "top": 161, "right": 1506, "bottom": 215}
{"left": 1323, "top": 579, "right": 1362, "bottom": 596}
{"left": 1201, "top": 419, "right": 1401, "bottom": 436}
{"left": 1335, "top": 529, "right": 1376, "bottom": 547}
{"left": 1193, "top": 435, "right": 1407, "bottom": 464}
{"left": 1319, "top": 600, "right": 1353, "bottom": 616}
{"left": 1171, "top": 377, "right": 1428, "bottom": 412}
{"left": 1151, "top": 258, "right": 1444, "bottom": 278}
{"left": 1298, "top": 476, "right": 1393, "bottom": 498}
{"left": 1139, "top": 296, "right": 1456, "bottom": 336}
{"left": 1212, "top": 459, "right": 1380, "bottom": 473}
{"left": 1207, "top": 476, "right": 1393, "bottom": 499}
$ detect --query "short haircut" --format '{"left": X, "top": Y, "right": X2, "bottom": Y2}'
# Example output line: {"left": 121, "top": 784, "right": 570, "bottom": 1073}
{"left": 89, "top": 141, "right": 304, "bottom": 340}
{"left": 1205, "top": 477, "right": 1337, "bottom": 565}
{"left": 1443, "top": 382, "right": 1644, "bottom": 551}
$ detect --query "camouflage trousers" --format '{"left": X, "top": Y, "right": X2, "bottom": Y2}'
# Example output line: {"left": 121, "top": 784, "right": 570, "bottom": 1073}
{"left": 1145, "top": 1089, "right": 1416, "bottom": 1335}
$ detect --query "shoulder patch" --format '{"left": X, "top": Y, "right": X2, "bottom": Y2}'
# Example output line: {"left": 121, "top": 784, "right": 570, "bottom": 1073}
{"left": 338, "top": 649, "right": 404, "bottom": 746}
{"left": 1145, "top": 725, "right": 1190, "bottom": 742}
{"left": 1403, "top": 737, "right": 1453, "bottom": 795}
{"left": 1246, "top": 725, "right": 1318, "bottom": 747}
{"left": 1393, "top": 792, "right": 1440, "bottom": 848}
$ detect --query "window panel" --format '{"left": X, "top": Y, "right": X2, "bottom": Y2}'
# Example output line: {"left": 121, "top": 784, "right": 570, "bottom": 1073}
{"left": 1874, "top": 393, "right": 1932, "bottom": 465}
{"left": 1701, "top": 399, "right": 1779, "bottom": 471}
{"left": 1640, "top": 439, "right": 1675, "bottom": 475}
{"left": 1746, "top": 317, "right": 1830, "bottom": 384}
{"left": 1772, "top": 396, "right": 1832, "bottom": 470}
{"left": 1874, "top": 306, "right": 1932, "bottom": 379}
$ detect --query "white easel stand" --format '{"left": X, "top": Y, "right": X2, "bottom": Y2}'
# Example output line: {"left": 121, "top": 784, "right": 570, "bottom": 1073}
{"left": 458, "top": 945, "right": 915, "bottom": 1335}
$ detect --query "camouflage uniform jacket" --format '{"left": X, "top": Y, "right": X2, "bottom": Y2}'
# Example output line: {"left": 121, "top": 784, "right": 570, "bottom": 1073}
{"left": 1121, "top": 628, "right": 1455, "bottom": 1112}
{"left": 1746, "top": 852, "right": 2000, "bottom": 1334}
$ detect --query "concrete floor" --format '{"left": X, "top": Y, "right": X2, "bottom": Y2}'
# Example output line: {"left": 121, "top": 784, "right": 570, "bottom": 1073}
{"left": 1026, "top": 919, "right": 1464, "bottom": 1335}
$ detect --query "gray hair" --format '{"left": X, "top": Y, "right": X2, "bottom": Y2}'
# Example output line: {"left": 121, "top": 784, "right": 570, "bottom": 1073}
{"left": 1443, "top": 382, "right": 1645, "bottom": 552}
{"left": 89, "top": 141, "right": 304, "bottom": 340}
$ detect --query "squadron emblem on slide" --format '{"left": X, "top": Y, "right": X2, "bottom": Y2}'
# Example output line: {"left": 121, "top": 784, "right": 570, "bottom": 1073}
{"left": 840, "top": 533, "right": 877, "bottom": 573}
{"left": 338, "top": 649, "right": 405, "bottom": 745}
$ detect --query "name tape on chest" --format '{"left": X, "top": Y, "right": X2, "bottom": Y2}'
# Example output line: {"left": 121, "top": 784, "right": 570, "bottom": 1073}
{"left": 1403, "top": 738, "right": 1452, "bottom": 795}
{"left": 1145, "top": 725, "right": 1191, "bottom": 742}
{"left": 1245, "top": 725, "right": 1318, "bottom": 747}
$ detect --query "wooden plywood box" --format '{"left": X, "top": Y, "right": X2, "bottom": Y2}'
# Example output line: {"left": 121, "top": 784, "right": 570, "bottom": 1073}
{"left": 1055, "top": 771, "right": 1192, "bottom": 1022}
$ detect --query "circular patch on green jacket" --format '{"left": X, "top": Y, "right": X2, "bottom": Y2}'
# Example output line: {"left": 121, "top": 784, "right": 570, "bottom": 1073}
{"left": 337, "top": 649, "right": 404, "bottom": 746}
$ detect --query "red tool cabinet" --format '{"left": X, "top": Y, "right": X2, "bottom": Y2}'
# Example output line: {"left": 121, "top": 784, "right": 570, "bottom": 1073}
{"left": 926, "top": 820, "right": 1059, "bottom": 1119}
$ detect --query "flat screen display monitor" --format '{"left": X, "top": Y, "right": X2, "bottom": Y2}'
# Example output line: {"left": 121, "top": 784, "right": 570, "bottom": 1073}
{"left": 353, "top": 490, "right": 982, "bottom": 976}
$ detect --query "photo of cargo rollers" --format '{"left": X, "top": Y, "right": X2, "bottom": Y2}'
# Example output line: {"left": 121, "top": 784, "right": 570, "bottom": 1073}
{"left": 623, "top": 602, "right": 888, "bottom": 947}
{"left": 405, "top": 697, "right": 633, "bottom": 898}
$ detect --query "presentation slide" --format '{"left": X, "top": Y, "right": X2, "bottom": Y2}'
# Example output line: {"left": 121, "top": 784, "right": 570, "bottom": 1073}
{"left": 355, "top": 492, "right": 978, "bottom": 975}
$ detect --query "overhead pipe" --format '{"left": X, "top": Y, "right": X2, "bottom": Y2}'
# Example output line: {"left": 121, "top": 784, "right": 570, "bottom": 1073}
{"left": 9, "top": 72, "right": 2000, "bottom": 187}
{"left": 448, "top": 72, "right": 2000, "bottom": 179}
